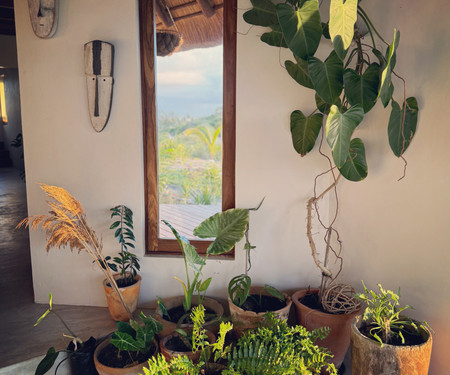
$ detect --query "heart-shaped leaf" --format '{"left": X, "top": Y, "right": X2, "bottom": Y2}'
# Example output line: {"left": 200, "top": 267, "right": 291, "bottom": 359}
{"left": 290, "top": 110, "right": 323, "bottom": 155}
{"left": 329, "top": 0, "right": 358, "bottom": 59}
{"left": 194, "top": 209, "right": 249, "bottom": 255}
{"left": 338, "top": 138, "right": 368, "bottom": 181}
{"left": 326, "top": 104, "right": 364, "bottom": 167}
{"left": 315, "top": 93, "right": 341, "bottom": 115}
{"left": 344, "top": 63, "right": 380, "bottom": 113}
{"left": 276, "top": 1, "right": 322, "bottom": 60}
{"left": 308, "top": 50, "right": 344, "bottom": 104}
{"left": 261, "top": 24, "right": 288, "bottom": 48}
{"left": 285, "top": 56, "right": 314, "bottom": 89}
{"left": 243, "top": 0, "right": 278, "bottom": 27}
{"left": 378, "top": 29, "right": 400, "bottom": 107}
{"left": 388, "top": 97, "right": 418, "bottom": 157}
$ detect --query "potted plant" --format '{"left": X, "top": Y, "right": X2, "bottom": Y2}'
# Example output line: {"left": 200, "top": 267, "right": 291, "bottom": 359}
{"left": 94, "top": 311, "right": 162, "bottom": 375}
{"left": 227, "top": 199, "right": 292, "bottom": 335}
{"left": 243, "top": 0, "right": 419, "bottom": 369}
{"left": 350, "top": 282, "right": 432, "bottom": 375}
{"left": 101, "top": 205, "right": 142, "bottom": 321}
{"left": 34, "top": 293, "right": 97, "bottom": 375}
{"left": 155, "top": 207, "right": 250, "bottom": 336}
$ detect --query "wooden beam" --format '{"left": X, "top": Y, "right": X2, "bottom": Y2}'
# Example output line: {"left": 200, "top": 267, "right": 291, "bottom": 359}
{"left": 155, "top": 3, "right": 223, "bottom": 26}
{"left": 195, "top": 0, "right": 215, "bottom": 18}
{"left": 154, "top": 0, "right": 174, "bottom": 28}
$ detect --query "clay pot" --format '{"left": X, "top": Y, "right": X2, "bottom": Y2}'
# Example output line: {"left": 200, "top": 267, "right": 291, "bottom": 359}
{"left": 103, "top": 273, "right": 141, "bottom": 322}
{"left": 154, "top": 296, "right": 224, "bottom": 337}
{"left": 351, "top": 315, "right": 432, "bottom": 375}
{"left": 160, "top": 329, "right": 215, "bottom": 363}
{"left": 228, "top": 286, "right": 292, "bottom": 336}
{"left": 93, "top": 336, "right": 158, "bottom": 375}
{"left": 292, "top": 288, "right": 362, "bottom": 370}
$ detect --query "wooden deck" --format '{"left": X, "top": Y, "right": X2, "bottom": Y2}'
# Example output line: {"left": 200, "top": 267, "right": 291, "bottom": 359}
{"left": 159, "top": 204, "right": 221, "bottom": 239}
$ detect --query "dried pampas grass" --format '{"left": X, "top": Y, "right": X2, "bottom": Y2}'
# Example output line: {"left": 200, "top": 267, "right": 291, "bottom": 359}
{"left": 17, "top": 183, "right": 132, "bottom": 320}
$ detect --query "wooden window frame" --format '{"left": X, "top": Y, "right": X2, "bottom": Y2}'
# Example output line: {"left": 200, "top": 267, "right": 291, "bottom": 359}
{"left": 139, "top": 0, "right": 236, "bottom": 257}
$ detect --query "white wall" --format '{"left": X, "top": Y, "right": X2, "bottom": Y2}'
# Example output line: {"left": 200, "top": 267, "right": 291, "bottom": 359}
{"left": 15, "top": 0, "right": 449, "bottom": 373}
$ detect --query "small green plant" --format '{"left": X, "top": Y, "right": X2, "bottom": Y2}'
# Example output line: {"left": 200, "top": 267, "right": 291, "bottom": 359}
{"left": 110, "top": 311, "right": 163, "bottom": 357}
{"left": 225, "top": 313, "right": 336, "bottom": 375}
{"left": 103, "top": 205, "right": 140, "bottom": 286}
{"left": 355, "top": 281, "right": 430, "bottom": 347}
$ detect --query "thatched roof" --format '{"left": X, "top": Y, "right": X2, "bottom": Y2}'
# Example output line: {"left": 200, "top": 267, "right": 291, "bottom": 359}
{"left": 155, "top": 0, "right": 224, "bottom": 53}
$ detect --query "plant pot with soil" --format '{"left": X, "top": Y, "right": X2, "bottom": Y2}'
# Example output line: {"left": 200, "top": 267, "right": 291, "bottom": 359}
{"left": 94, "top": 312, "right": 162, "bottom": 375}
{"left": 350, "top": 282, "right": 432, "bottom": 375}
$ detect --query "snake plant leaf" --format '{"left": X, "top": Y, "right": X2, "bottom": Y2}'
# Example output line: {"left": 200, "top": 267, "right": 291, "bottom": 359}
{"left": 378, "top": 29, "right": 400, "bottom": 107}
{"left": 326, "top": 104, "right": 364, "bottom": 167}
{"left": 162, "top": 220, "right": 205, "bottom": 271}
{"left": 276, "top": 1, "right": 322, "bottom": 60}
{"left": 261, "top": 24, "right": 288, "bottom": 48}
{"left": 338, "top": 138, "right": 368, "bottom": 181}
{"left": 243, "top": 0, "right": 278, "bottom": 27}
{"left": 344, "top": 63, "right": 380, "bottom": 113}
{"left": 194, "top": 209, "right": 249, "bottom": 255}
{"left": 388, "top": 97, "right": 418, "bottom": 157}
{"left": 329, "top": 0, "right": 358, "bottom": 60}
{"left": 315, "top": 93, "right": 341, "bottom": 115}
{"left": 35, "top": 347, "right": 59, "bottom": 375}
{"left": 290, "top": 110, "right": 323, "bottom": 155}
{"left": 308, "top": 50, "right": 344, "bottom": 104}
{"left": 285, "top": 56, "right": 314, "bottom": 89}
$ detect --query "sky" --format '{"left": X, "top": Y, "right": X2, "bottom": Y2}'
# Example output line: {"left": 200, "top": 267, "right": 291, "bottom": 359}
{"left": 156, "top": 45, "right": 223, "bottom": 118}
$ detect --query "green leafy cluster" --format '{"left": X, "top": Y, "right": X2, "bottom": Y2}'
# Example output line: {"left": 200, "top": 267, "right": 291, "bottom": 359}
{"left": 103, "top": 205, "right": 140, "bottom": 285}
{"left": 355, "top": 281, "right": 429, "bottom": 346}
{"left": 162, "top": 207, "right": 250, "bottom": 313}
{"left": 110, "top": 312, "right": 162, "bottom": 355}
{"left": 244, "top": 0, "right": 419, "bottom": 181}
{"left": 225, "top": 313, "right": 336, "bottom": 375}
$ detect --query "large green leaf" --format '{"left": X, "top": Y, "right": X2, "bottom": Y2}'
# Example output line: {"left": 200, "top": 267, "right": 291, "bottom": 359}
{"left": 308, "top": 50, "right": 344, "bottom": 104}
{"left": 276, "top": 1, "right": 322, "bottom": 60}
{"left": 261, "top": 24, "right": 288, "bottom": 48}
{"left": 378, "top": 29, "right": 400, "bottom": 107}
{"left": 194, "top": 209, "right": 249, "bottom": 255}
{"left": 111, "top": 331, "right": 144, "bottom": 352}
{"left": 315, "top": 93, "right": 341, "bottom": 115}
{"left": 326, "top": 104, "right": 364, "bottom": 167}
{"left": 243, "top": 0, "right": 278, "bottom": 27}
{"left": 329, "top": 0, "right": 358, "bottom": 60}
{"left": 285, "top": 56, "right": 313, "bottom": 89}
{"left": 290, "top": 110, "right": 323, "bottom": 155}
{"left": 162, "top": 220, "right": 205, "bottom": 271}
{"left": 338, "top": 138, "right": 368, "bottom": 181}
{"left": 388, "top": 97, "right": 418, "bottom": 157}
{"left": 35, "top": 347, "right": 59, "bottom": 375}
{"left": 344, "top": 63, "right": 380, "bottom": 113}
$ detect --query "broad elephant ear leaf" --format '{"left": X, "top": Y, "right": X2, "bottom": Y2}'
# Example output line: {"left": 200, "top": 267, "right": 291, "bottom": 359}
{"left": 338, "top": 138, "right": 368, "bottom": 181}
{"left": 326, "top": 104, "right": 364, "bottom": 168}
{"left": 378, "top": 29, "right": 400, "bottom": 107}
{"left": 329, "top": 0, "right": 358, "bottom": 60}
{"left": 243, "top": 0, "right": 278, "bottom": 26}
{"left": 388, "top": 97, "right": 418, "bottom": 157}
{"left": 285, "top": 56, "right": 314, "bottom": 89}
{"left": 290, "top": 110, "right": 323, "bottom": 155}
{"left": 194, "top": 209, "right": 249, "bottom": 255}
{"left": 276, "top": 0, "right": 322, "bottom": 60}
{"left": 308, "top": 50, "right": 344, "bottom": 104}
{"left": 344, "top": 64, "right": 380, "bottom": 113}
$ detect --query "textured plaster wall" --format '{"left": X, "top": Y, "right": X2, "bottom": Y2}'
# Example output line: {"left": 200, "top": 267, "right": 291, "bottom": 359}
{"left": 15, "top": 0, "right": 449, "bottom": 373}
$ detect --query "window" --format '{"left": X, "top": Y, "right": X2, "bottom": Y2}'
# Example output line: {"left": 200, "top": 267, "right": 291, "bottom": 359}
{"left": 139, "top": 0, "right": 236, "bottom": 256}
{"left": 0, "top": 75, "right": 7, "bottom": 124}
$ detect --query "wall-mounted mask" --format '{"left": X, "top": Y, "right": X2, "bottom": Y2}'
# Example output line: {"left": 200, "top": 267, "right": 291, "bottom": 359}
{"left": 27, "top": 0, "right": 58, "bottom": 38}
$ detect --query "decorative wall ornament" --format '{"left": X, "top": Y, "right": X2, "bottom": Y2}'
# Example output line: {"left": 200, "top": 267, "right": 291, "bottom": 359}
{"left": 27, "top": 0, "right": 58, "bottom": 38}
{"left": 84, "top": 40, "right": 114, "bottom": 133}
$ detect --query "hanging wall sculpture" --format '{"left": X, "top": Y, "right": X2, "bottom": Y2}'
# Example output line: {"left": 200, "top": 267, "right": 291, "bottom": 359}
{"left": 84, "top": 40, "right": 114, "bottom": 133}
{"left": 27, "top": 0, "right": 58, "bottom": 38}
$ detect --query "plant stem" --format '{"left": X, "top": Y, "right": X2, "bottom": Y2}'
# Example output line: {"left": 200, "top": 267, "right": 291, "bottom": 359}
{"left": 357, "top": 6, "right": 389, "bottom": 46}
{"left": 357, "top": 10, "right": 376, "bottom": 49}
{"left": 51, "top": 310, "right": 78, "bottom": 338}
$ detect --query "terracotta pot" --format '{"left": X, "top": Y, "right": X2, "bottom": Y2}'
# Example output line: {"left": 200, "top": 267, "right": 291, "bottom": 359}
{"left": 155, "top": 296, "right": 224, "bottom": 337}
{"left": 103, "top": 273, "right": 141, "bottom": 322}
{"left": 93, "top": 336, "right": 158, "bottom": 375}
{"left": 351, "top": 315, "right": 433, "bottom": 375}
{"left": 292, "top": 288, "right": 362, "bottom": 370}
{"left": 228, "top": 286, "right": 292, "bottom": 336}
{"left": 160, "top": 329, "right": 215, "bottom": 363}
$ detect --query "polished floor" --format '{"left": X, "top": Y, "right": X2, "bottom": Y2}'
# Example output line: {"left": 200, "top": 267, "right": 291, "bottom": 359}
{"left": 0, "top": 168, "right": 118, "bottom": 369}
